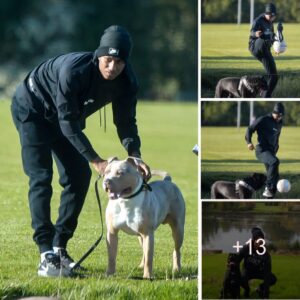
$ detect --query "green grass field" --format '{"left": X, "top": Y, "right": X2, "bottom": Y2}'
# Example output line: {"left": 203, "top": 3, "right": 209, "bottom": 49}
{"left": 201, "top": 23, "right": 300, "bottom": 97}
{"left": 202, "top": 253, "right": 300, "bottom": 299}
{"left": 201, "top": 126, "right": 300, "bottom": 199}
{"left": 0, "top": 100, "right": 198, "bottom": 300}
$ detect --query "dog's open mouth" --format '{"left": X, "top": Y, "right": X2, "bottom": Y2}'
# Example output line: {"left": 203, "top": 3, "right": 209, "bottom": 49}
{"left": 107, "top": 187, "right": 133, "bottom": 200}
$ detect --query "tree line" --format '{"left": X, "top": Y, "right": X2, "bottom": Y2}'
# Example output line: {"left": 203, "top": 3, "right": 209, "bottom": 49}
{"left": 201, "top": 101, "right": 300, "bottom": 126}
{"left": 202, "top": 0, "right": 300, "bottom": 23}
{"left": 0, "top": 0, "right": 197, "bottom": 101}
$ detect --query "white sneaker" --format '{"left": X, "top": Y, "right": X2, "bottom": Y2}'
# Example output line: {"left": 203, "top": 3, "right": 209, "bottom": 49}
{"left": 262, "top": 187, "right": 274, "bottom": 198}
{"left": 38, "top": 252, "right": 71, "bottom": 277}
{"left": 55, "top": 248, "right": 76, "bottom": 270}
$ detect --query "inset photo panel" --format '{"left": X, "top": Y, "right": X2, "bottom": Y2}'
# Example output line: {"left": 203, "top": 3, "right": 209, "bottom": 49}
{"left": 201, "top": 100, "right": 300, "bottom": 199}
{"left": 201, "top": 1, "right": 299, "bottom": 98}
{"left": 202, "top": 201, "right": 300, "bottom": 299}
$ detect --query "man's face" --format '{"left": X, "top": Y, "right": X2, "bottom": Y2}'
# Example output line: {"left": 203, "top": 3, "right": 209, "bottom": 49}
{"left": 98, "top": 56, "right": 125, "bottom": 80}
{"left": 272, "top": 113, "right": 283, "bottom": 122}
{"left": 254, "top": 238, "right": 263, "bottom": 250}
{"left": 265, "top": 14, "right": 276, "bottom": 22}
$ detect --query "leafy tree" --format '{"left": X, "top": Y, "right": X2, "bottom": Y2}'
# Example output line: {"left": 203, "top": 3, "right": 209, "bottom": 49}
{"left": 0, "top": 0, "right": 197, "bottom": 100}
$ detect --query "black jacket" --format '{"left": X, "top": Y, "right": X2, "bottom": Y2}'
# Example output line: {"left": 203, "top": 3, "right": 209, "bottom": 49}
{"left": 238, "top": 243, "right": 272, "bottom": 274}
{"left": 245, "top": 114, "right": 282, "bottom": 153}
{"left": 26, "top": 51, "right": 141, "bottom": 161}
{"left": 249, "top": 13, "right": 275, "bottom": 50}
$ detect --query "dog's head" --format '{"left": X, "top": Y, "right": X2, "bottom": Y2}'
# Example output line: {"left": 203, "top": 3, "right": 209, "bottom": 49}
{"left": 245, "top": 76, "right": 268, "bottom": 96}
{"left": 227, "top": 253, "right": 240, "bottom": 271}
{"left": 103, "top": 157, "right": 143, "bottom": 200}
{"left": 249, "top": 172, "right": 267, "bottom": 190}
{"left": 220, "top": 253, "right": 241, "bottom": 298}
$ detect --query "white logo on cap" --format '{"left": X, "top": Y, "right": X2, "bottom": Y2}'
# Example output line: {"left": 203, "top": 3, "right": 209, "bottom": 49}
{"left": 84, "top": 99, "right": 95, "bottom": 106}
{"left": 108, "top": 48, "right": 119, "bottom": 55}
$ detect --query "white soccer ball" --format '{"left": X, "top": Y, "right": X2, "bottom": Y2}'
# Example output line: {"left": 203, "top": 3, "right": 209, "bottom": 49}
{"left": 277, "top": 179, "right": 291, "bottom": 193}
{"left": 273, "top": 40, "right": 287, "bottom": 54}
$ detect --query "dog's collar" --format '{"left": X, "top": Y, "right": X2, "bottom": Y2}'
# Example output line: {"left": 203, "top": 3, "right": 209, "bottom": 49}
{"left": 123, "top": 180, "right": 152, "bottom": 199}
{"left": 238, "top": 76, "right": 254, "bottom": 94}
{"left": 237, "top": 180, "right": 256, "bottom": 193}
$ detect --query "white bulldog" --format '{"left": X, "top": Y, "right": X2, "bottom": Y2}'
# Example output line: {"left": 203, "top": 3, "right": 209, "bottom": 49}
{"left": 103, "top": 157, "right": 185, "bottom": 279}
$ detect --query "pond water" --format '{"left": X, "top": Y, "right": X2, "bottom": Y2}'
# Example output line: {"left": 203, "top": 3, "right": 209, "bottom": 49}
{"left": 202, "top": 213, "right": 300, "bottom": 253}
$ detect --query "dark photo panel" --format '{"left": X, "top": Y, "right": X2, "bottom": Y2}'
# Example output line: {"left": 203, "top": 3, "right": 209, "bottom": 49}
{"left": 202, "top": 201, "right": 300, "bottom": 299}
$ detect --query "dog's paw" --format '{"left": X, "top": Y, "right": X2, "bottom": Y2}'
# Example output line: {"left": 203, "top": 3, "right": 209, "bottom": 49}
{"left": 143, "top": 274, "right": 154, "bottom": 280}
{"left": 107, "top": 157, "right": 118, "bottom": 164}
{"left": 172, "top": 266, "right": 181, "bottom": 273}
{"left": 105, "top": 270, "right": 116, "bottom": 277}
{"left": 143, "top": 270, "right": 154, "bottom": 280}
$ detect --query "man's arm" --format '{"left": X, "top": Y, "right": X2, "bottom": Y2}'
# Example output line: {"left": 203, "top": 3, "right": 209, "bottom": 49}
{"left": 112, "top": 65, "right": 152, "bottom": 180}
{"left": 275, "top": 123, "right": 282, "bottom": 154}
{"left": 250, "top": 18, "right": 263, "bottom": 38}
{"left": 112, "top": 93, "right": 141, "bottom": 157}
{"left": 112, "top": 93, "right": 151, "bottom": 180}
{"left": 56, "top": 68, "right": 107, "bottom": 174}
{"left": 245, "top": 116, "right": 263, "bottom": 150}
{"left": 245, "top": 124, "right": 255, "bottom": 150}
{"left": 112, "top": 64, "right": 141, "bottom": 157}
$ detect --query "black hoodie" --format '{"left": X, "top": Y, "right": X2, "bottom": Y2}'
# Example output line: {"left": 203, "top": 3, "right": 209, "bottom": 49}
{"left": 249, "top": 13, "right": 275, "bottom": 50}
{"left": 26, "top": 51, "right": 140, "bottom": 161}
{"left": 245, "top": 114, "right": 282, "bottom": 154}
{"left": 238, "top": 241, "right": 273, "bottom": 297}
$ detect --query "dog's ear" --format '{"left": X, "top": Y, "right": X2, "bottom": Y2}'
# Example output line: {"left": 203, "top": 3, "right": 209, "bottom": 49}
{"left": 126, "top": 157, "right": 144, "bottom": 174}
{"left": 107, "top": 157, "right": 118, "bottom": 164}
{"left": 126, "top": 157, "right": 151, "bottom": 182}
{"left": 126, "top": 156, "right": 140, "bottom": 167}
{"left": 253, "top": 173, "right": 262, "bottom": 181}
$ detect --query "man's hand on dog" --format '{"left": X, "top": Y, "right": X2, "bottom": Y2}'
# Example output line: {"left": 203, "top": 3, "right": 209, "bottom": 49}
{"left": 247, "top": 143, "right": 255, "bottom": 151}
{"left": 91, "top": 157, "right": 108, "bottom": 176}
{"left": 138, "top": 161, "right": 151, "bottom": 182}
{"left": 129, "top": 153, "right": 152, "bottom": 182}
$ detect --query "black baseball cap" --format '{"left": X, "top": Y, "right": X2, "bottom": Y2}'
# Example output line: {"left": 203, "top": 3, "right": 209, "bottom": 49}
{"left": 265, "top": 3, "right": 277, "bottom": 16}
{"left": 95, "top": 25, "right": 132, "bottom": 62}
{"left": 273, "top": 102, "right": 285, "bottom": 115}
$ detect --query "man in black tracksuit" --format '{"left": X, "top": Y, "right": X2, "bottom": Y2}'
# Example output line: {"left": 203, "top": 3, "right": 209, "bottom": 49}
{"left": 249, "top": 3, "right": 280, "bottom": 98}
{"left": 11, "top": 25, "right": 150, "bottom": 277}
{"left": 245, "top": 102, "right": 284, "bottom": 198}
{"left": 238, "top": 227, "right": 277, "bottom": 299}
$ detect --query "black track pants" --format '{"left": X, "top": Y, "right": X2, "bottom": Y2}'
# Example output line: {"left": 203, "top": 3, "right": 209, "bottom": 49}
{"left": 255, "top": 147, "right": 279, "bottom": 192}
{"left": 11, "top": 83, "right": 91, "bottom": 253}
{"left": 241, "top": 269, "right": 277, "bottom": 298}
{"left": 251, "top": 38, "right": 278, "bottom": 98}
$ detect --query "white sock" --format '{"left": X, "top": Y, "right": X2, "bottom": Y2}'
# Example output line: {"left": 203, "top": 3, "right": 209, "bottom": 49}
{"left": 41, "top": 250, "right": 54, "bottom": 261}
{"left": 53, "top": 247, "right": 64, "bottom": 254}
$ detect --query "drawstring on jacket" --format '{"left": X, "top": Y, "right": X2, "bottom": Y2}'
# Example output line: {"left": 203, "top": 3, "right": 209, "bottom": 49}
{"left": 99, "top": 106, "right": 107, "bottom": 132}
